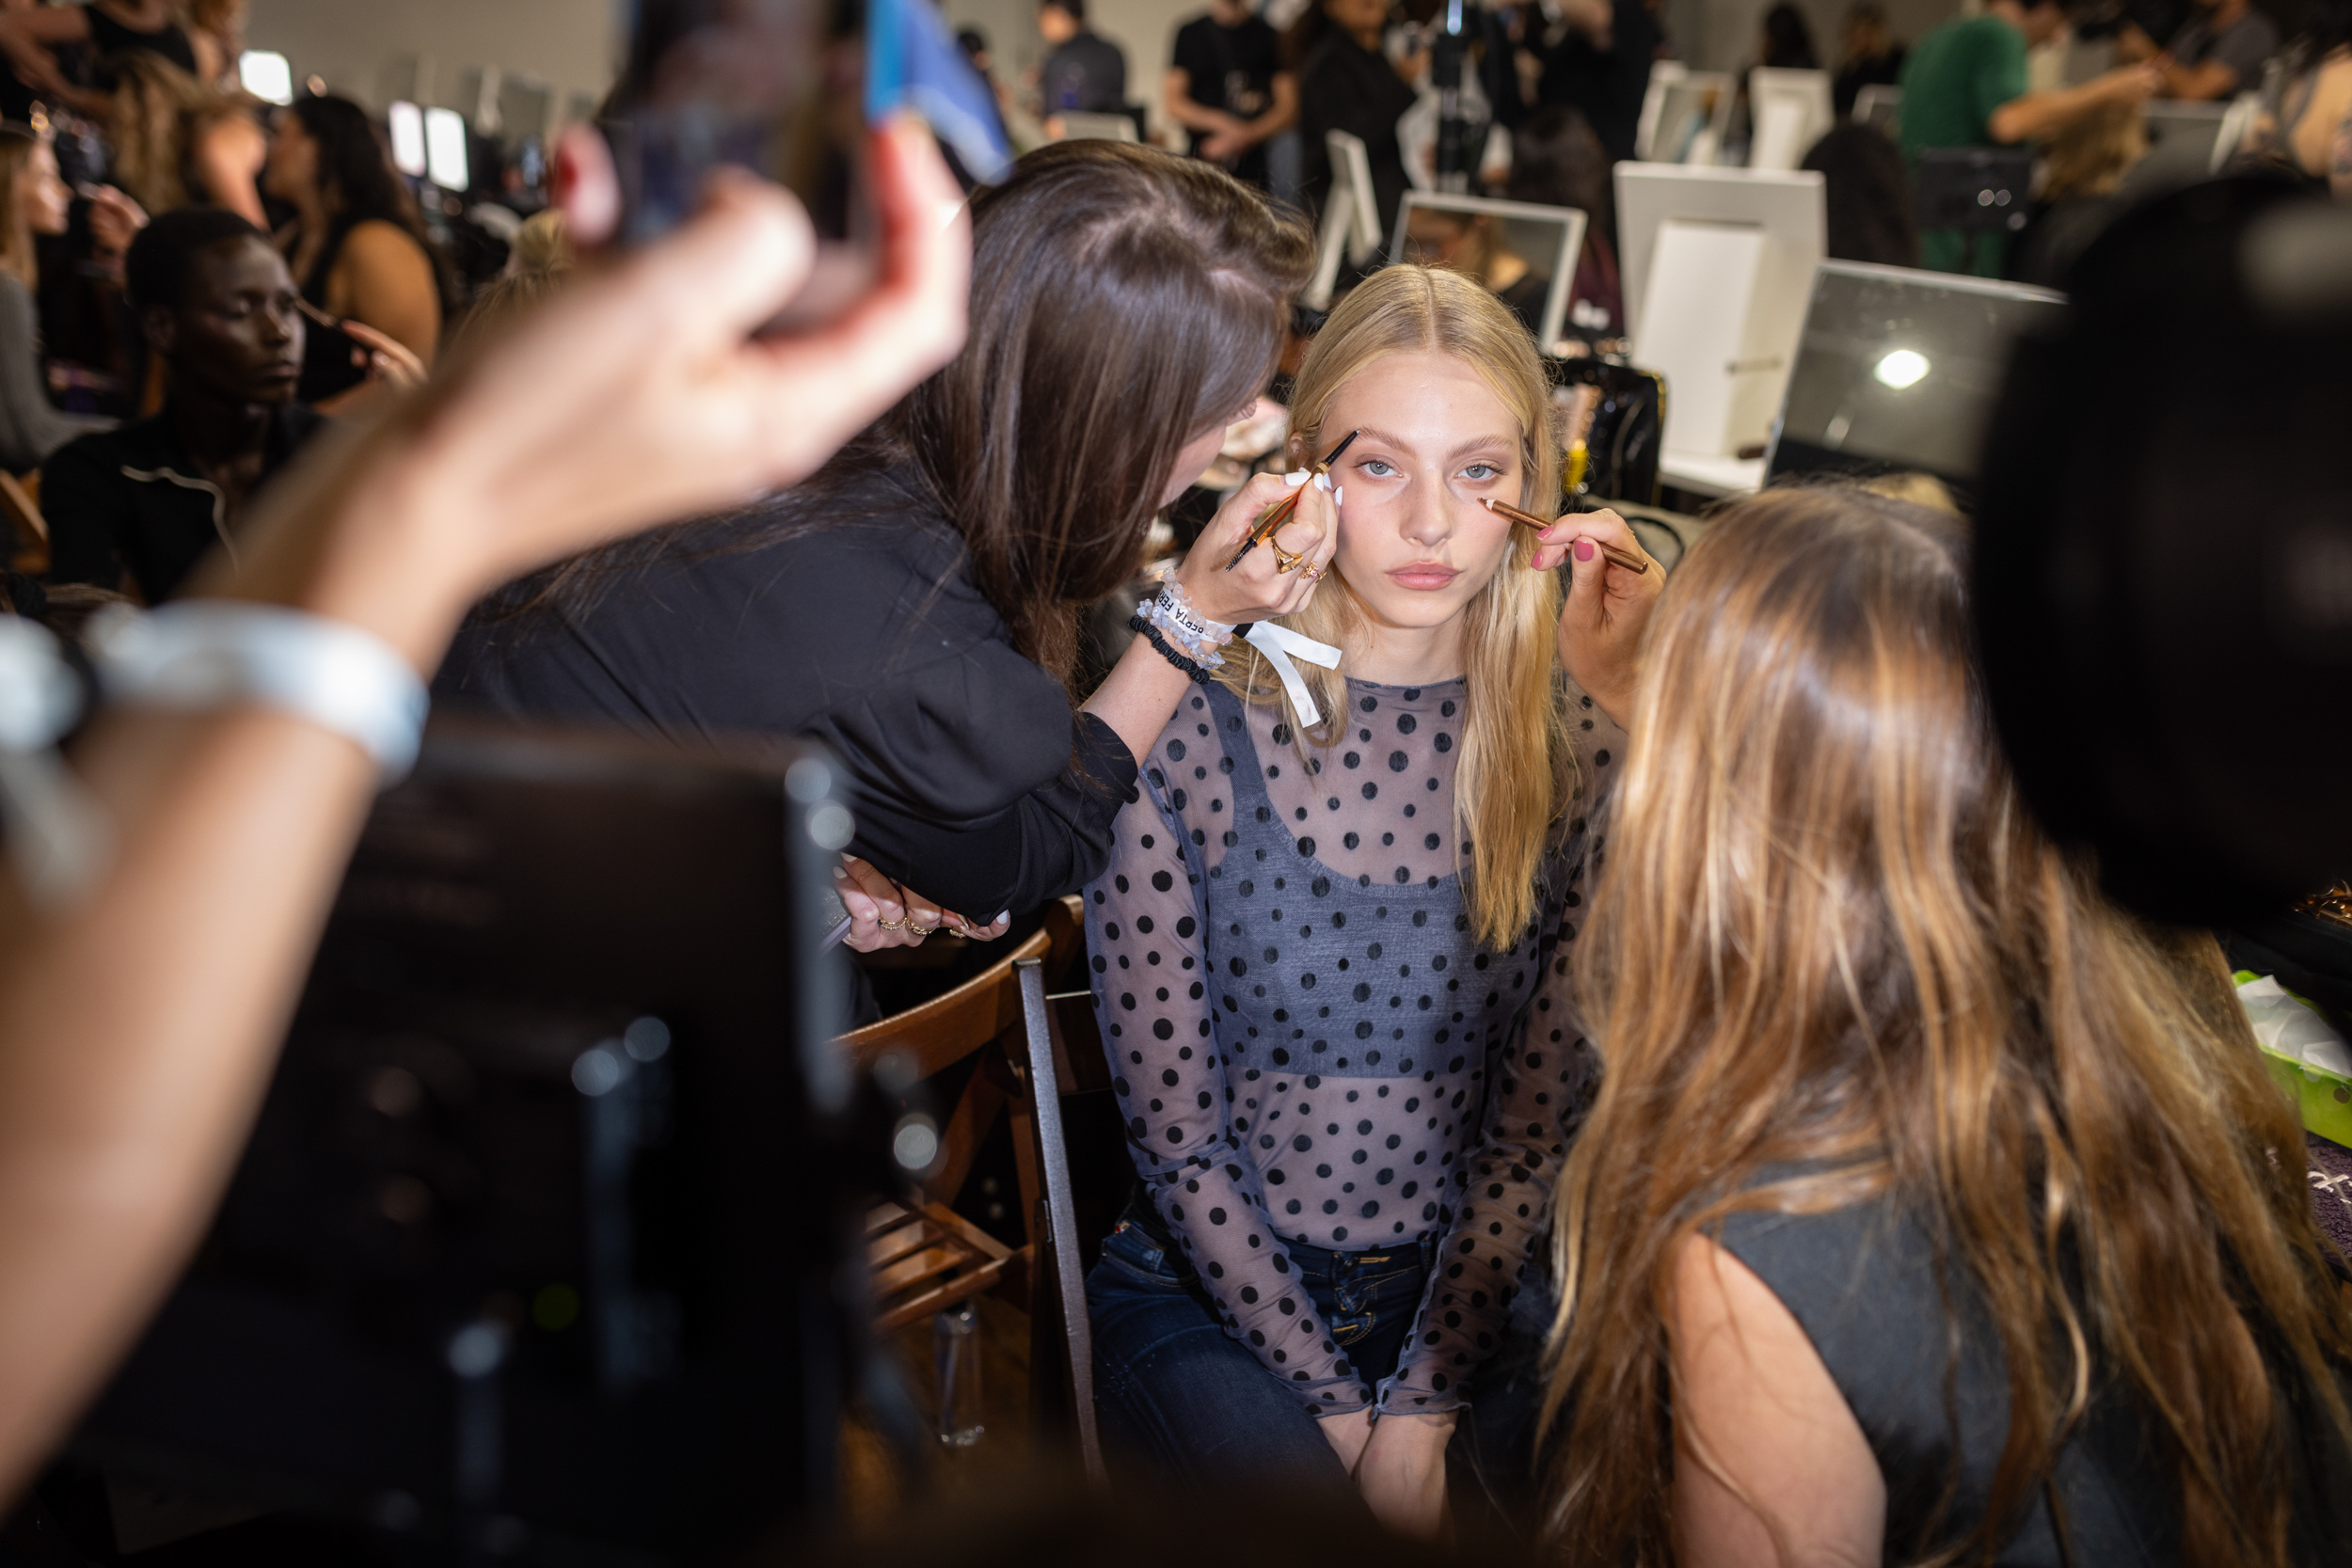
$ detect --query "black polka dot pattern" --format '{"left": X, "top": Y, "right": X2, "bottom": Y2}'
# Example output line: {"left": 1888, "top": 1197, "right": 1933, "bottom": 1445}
{"left": 1087, "top": 676, "right": 1607, "bottom": 1417}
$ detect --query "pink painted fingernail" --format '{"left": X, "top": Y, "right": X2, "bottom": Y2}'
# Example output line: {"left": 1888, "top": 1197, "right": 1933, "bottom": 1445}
{"left": 1574, "top": 539, "right": 1596, "bottom": 562}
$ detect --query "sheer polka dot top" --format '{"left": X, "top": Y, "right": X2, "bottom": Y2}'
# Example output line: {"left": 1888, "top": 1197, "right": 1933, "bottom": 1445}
{"left": 1086, "top": 675, "right": 1607, "bottom": 1417}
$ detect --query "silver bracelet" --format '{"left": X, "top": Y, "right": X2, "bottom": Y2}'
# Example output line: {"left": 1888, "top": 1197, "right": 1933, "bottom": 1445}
{"left": 1155, "top": 578, "right": 1234, "bottom": 649}
{"left": 0, "top": 616, "right": 108, "bottom": 906}
{"left": 1139, "top": 592, "right": 1226, "bottom": 668}
{"left": 87, "top": 602, "right": 430, "bottom": 781}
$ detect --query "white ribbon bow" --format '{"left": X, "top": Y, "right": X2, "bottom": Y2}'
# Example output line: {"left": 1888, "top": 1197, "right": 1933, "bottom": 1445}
{"left": 1241, "top": 621, "right": 1342, "bottom": 728}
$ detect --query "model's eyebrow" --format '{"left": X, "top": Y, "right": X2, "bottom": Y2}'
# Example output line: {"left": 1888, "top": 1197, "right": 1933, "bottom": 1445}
{"left": 1348, "top": 425, "right": 1519, "bottom": 461}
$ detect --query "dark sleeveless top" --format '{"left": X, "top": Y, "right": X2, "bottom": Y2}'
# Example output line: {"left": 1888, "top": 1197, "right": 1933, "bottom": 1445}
{"left": 293, "top": 219, "right": 367, "bottom": 404}
{"left": 84, "top": 7, "right": 196, "bottom": 78}
{"left": 1718, "top": 1196, "right": 2352, "bottom": 1565}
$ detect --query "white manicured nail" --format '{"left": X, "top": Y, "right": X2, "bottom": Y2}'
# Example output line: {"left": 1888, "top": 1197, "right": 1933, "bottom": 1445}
{"left": 995, "top": 910, "right": 1010, "bottom": 925}
{"left": 1284, "top": 469, "right": 1309, "bottom": 487}
{"left": 1313, "top": 471, "right": 1331, "bottom": 492}
{"left": 1333, "top": 485, "right": 1343, "bottom": 507}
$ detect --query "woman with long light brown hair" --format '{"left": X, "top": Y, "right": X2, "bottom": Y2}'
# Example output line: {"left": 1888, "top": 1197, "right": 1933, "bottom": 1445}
{"left": 106, "top": 51, "right": 267, "bottom": 229}
{"left": 1085, "top": 264, "right": 1657, "bottom": 1532}
{"left": 1543, "top": 485, "right": 2352, "bottom": 1565}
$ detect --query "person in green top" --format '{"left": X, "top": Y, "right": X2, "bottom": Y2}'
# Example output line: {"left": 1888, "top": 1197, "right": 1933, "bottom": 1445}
{"left": 1899, "top": 0, "right": 2156, "bottom": 275}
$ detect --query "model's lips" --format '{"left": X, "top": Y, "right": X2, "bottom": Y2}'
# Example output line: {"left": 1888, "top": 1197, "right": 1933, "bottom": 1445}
{"left": 1388, "top": 562, "right": 1460, "bottom": 591}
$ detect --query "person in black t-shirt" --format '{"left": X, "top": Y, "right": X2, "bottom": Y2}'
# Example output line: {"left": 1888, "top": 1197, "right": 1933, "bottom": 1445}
{"left": 1537, "top": 0, "right": 1663, "bottom": 163}
{"left": 1037, "top": 0, "right": 1129, "bottom": 116}
{"left": 1833, "top": 0, "right": 1908, "bottom": 118}
{"left": 1167, "top": 0, "right": 1296, "bottom": 188}
{"left": 1298, "top": 0, "right": 1421, "bottom": 245}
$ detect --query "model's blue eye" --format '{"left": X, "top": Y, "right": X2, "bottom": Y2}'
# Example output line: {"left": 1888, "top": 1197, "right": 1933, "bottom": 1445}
{"left": 1359, "top": 458, "right": 1396, "bottom": 477}
{"left": 1462, "top": 463, "right": 1502, "bottom": 481}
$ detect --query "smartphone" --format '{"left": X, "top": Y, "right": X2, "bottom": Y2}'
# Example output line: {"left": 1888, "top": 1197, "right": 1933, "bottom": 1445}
{"left": 606, "top": 0, "right": 1009, "bottom": 327}
{"left": 607, "top": 0, "right": 870, "bottom": 326}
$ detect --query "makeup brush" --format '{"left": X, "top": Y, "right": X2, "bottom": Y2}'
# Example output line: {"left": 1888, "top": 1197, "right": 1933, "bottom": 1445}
{"left": 1480, "top": 497, "right": 1651, "bottom": 575}
{"left": 1222, "top": 428, "right": 1361, "bottom": 572}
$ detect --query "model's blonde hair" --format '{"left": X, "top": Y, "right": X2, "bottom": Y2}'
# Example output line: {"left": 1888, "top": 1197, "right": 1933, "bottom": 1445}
{"left": 1221, "top": 264, "right": 1566, "bottom": 948}
{"left": 1542, "top": 486, "right": 2352, "bottom": 1567}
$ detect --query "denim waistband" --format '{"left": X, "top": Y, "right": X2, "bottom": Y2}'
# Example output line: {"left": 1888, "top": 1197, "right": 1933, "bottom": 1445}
{"left": 1117, "top": 1189, "right": 1439, "bottom": 1277}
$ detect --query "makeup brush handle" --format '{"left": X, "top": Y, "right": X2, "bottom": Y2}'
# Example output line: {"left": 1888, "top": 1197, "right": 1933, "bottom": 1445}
{"left": 1222, "top": 488, "right": 1303, "bottom": 571}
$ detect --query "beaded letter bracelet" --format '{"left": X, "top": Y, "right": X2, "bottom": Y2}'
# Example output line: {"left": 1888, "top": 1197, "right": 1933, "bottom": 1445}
{"left": 1129, "top": 613, "right": 1216, "bottom": 685}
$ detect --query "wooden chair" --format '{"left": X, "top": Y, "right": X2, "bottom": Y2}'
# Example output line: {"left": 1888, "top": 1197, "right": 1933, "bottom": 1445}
{"left": 835, "top": 896, "right": 1105, "bottom": 1477}
{"left": 2, "top": 469, "right": 45, "bottom": 575}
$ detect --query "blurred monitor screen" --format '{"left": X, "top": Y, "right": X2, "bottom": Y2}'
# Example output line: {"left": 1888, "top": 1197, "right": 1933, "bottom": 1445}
{"left": 1391, "top": 192, "right": 1587, "bottom": 352}
{"left": 2141, "top": 102, "right": 2230, "bottom": 179}
{"left": 1654, "top": 75, "right": 1732, "bottom": 163}
{"left": 1853, "top": 83, "right": 1900, "bottom": 136}
{"left": 1767, "top": 260, "right": 2067, "bottom": 491}
{"left": 73, "top": 718, "right": 853, "bottom": 1562}
{"left": 388, "top": 101, "right": 427, "bottom": 178}
{"left": 425, "top": 104, "right": 469, "bottom": 191}
{"left": 238, "top": 50, "right": 293, "bottom": 105}
{"left": 1056, "top": 110, "right": 1136, "bottom": 142}
{"left": 1747, "top": 67, "right": 1833, "bottom": 170}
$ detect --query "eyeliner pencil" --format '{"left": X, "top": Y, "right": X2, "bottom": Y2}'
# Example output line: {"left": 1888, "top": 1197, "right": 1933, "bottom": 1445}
{"left": 1222, "top": 428, "right": 1362, "bottom": 572}
{"left": 1481, "top": 497, "right": 1651, "bottom": 574}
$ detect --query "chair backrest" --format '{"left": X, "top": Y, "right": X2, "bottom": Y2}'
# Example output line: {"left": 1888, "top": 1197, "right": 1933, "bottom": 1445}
{"left": 836, "top": 927, "right": 1052, "bottom": 1079}
{"left": 2, "top": 469, "right": 46, "bottom": 575}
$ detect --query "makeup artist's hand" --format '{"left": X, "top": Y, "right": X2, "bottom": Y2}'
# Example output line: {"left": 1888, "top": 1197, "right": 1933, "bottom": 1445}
{"left": 1548, "top": 507, "right": 1661, "bottom": 728}
{"left": 1172, "top": 467, "right": 1341, "bottom": 626}
{"left": 341, "top": 320, "right": 427, "bottom": 390}
{"left": 834, "top": 855, "right": 1011, "bottom": 951}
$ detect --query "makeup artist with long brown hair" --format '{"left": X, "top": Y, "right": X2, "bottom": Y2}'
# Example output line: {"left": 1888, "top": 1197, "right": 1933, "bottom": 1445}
{"left": 437, "top": 140, "right": 1334, "bottom": 950}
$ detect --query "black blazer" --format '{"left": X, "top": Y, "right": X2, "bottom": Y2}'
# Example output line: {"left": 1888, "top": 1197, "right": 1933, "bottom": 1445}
{"left": 436, "top": 467, "right": 1140, "bottom": 921}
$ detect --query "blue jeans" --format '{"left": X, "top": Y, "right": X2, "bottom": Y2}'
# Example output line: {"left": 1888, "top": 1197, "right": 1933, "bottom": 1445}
{"left": 1087, "top": 1196, "right": 1438, "bottom": 1495}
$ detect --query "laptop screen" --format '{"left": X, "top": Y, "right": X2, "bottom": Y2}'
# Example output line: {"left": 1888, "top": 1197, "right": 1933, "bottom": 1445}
{"left": 1767, "top": 261, "right": 2067, "bottom": 494}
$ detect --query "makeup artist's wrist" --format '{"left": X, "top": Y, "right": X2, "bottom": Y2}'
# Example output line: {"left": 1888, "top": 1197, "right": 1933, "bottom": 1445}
{"left": 1587, "top": 670, "right": 1638, "bottom": 731}
{"left": 195, "top": 420, "right": 488, "bottom": 675}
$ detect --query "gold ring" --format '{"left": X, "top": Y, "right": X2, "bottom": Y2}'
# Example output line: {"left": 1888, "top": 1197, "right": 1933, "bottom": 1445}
{"left": 1300, "top": 562, "right": 1324, "bottom": 583}
{"left": 875, "top": 915, "right": 905, "bottom": 930}
{"left": 1271, "top": 544, "right": 1305, "bottom": 574}
{"left": 905, "top": 923, "right": 936, "bottom": 938}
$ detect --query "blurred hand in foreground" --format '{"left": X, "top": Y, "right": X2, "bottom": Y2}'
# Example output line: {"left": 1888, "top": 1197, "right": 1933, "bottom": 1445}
{"left": 0, "top": 119, "right": 971, "bottom": 1507}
